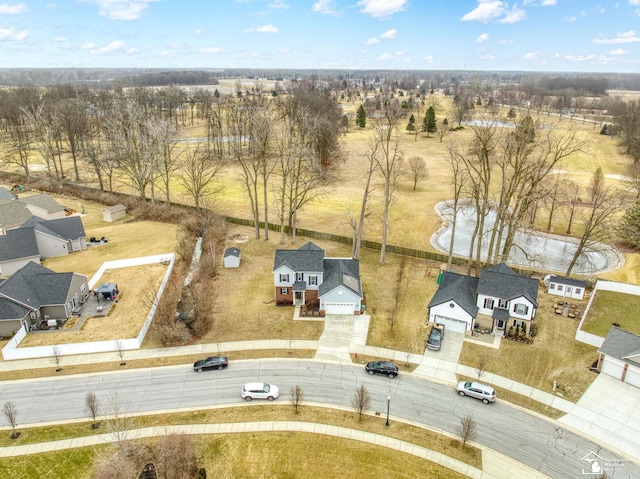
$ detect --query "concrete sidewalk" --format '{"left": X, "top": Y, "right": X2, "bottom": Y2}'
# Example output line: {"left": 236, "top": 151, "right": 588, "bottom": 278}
{"left": 0, "top": 421, "right": 549, "bottom": 479}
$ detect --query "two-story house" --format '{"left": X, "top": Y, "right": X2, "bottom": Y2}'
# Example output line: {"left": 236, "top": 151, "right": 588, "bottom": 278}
{"left": 428, "top": 263, "right": 538, "bottom": 335}
{"left": 273, "top": 242, "right": 363, "bottom": 315}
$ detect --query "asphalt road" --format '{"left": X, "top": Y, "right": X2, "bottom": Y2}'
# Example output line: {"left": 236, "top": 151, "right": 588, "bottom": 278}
{"left": 1, "top": 359, "right": 638, "bottom": 479}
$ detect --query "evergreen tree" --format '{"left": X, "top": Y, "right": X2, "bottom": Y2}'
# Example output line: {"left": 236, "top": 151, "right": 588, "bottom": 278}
{"left": 508, "top": 107, "right": 516, "bottom": 119}
{"left": 422, "top": 106, "right": 437, "bottom": 137}
{"left": 515, "top": 114, "right": 536, "bottom": 143}
{"left": 618, "top": 200, "right": 640, "bottom": 248}
{"left": 213, "top": 89, "right": 220, "bottom": 98}
{"left": 355, "top": 104, "right": 367, "bottom": 128}
{"left": 406, "top": 114, "right": 416, "bottom": 131}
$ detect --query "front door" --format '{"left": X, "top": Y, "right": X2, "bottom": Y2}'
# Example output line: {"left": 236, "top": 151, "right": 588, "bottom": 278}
{"left": 565, "top": 286, "right": 573, "bottom": 297}
{"left": 294, "top": 291, "right": 304, "bottom": 305}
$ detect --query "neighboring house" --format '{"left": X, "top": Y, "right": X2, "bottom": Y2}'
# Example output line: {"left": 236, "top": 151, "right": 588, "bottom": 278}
{"left": 0, "top": 199, "right": 34, "bottom": 234}
{"left": 428, "top": 263, "right": 538, "bottom": 335}
{"left": 18, "top": 216, "right": 87, "bottom": 258}
{"left": 273, "top": 242, "right": 363, "bottom": 315}
{"left": 102, "top": 204, "right": 126, "bottom": 222}
{"left": 0, "top": 228, "right": 41, "bottom": 278}
{"left": 19, "top": 193, "right": 66, "bottom": 220}
{"left": 547, "top": 275, "right": 586, "bottom": 300}
{"left": 597, "top": 327, "right": 640, "bottom": 389}
{"left": 0, "top": 187, "right": 16, "bottom": 201}
{"left": 0, "top": 261, "right": 89, "bottom": 337}
{"left": 224, "top": 247, "right": 241, "bottom": 268}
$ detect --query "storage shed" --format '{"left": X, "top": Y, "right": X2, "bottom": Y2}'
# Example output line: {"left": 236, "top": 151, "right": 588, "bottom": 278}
{"left": 547, "top": 275, "right": 586, "bottom": 300}
{"left": 102, "top": 204, "right": 126, "bottom": 222}
{"left": 224, "top": 247, "right": 241, "bottom": 268}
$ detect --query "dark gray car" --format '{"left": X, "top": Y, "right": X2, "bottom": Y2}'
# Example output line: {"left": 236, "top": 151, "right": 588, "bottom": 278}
{"left": 193, "top": 356, "right": 228, "bottom": 372}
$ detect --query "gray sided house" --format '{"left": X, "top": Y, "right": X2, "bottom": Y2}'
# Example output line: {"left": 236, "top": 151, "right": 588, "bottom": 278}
{"left": 19, "top": 193, "right": 66, "bottom": 220}
{"left": 0, "top": 261, "right": 89, "bottom": 337}
{"left": 19, "top": 216, "right": 87, "bottom": 258}
{"left": 428, "top": 263, "right": 538, "bottom": 335}
{"left": 273, "top": 242, "right": 363, "bottom": 315}
{"left": 0, "top": 199, "right": 34, "bottom": 234}
{"left": 597, "top": 327, "right": 640, "bottom": 389}
{"left": 0, "top": 228, "right": 40, "bottom": 278}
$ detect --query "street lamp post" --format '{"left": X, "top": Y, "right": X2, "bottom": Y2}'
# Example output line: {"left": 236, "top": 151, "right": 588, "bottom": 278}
{"left": 386, "top": 395, "right": 391, "bottom": 427}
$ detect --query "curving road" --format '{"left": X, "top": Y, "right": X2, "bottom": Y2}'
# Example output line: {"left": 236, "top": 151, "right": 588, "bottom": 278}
{"left": 1, "top": 359, "right": 637, "bottom": 479}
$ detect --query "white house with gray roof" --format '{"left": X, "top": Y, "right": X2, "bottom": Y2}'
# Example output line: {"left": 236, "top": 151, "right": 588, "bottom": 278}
{"left": 273, "top": 242, "right": 362, "bottom": 315}
{"left": 0, "top": 261, "right": 89, "bottom": 337}
{"left": 428, "top": 263, "right": 538, "bottom": 335}
{"left": 597, "top": 327, "right": 640, "bottom": 388}
{"left": 547, "top": 275, "right": 587, "bottom": 300}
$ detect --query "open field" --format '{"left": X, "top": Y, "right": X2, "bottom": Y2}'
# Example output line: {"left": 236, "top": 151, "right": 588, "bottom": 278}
{"left": 581, "top": 290, "right": 640, "bottom": 336}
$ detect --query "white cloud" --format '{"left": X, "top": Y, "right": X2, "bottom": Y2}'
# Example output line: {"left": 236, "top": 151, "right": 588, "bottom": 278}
{"left": 199, "top": 47, "right": 221, "bottom": 54}
{"left": 0, "top": 3, "right": 26, "bottom": 14}
{"left": 380, "top": 29, "right": 397, "bottom": 39}
{"left": 80, "top": 0, "right": 158, "bottom": 21}
{"left": 563, "top": 15, "right": 576, "bottom": 22}
{"left": 475, "top": 33, "right": 490, "bottom": 43}
{"left": 357, "top": 0, "right": 408, "bottom": 18}
{"left": 395, "top": 50, "right": 404, "bottom": 56}
{"left": 499, "top": 5, "right": 526, "bottom": 23}
{"left": 312, "top": 0, "right": 338, "bottom": 15}
{"left": 91, "top": 40, "right": 126, "bottom": 54}
{"left": 377, "top": 52, "right": 394, "bottom": 60}
{"left": 609, "top": 48, "right": 628, "bottom": 55}
{"left": 479, "top": 54, "right": 494, "bottom": 59}
{"left": 54, "top": 36, "right": 66, "bottom": 42}
{"left": 593, "top": 30, "right": 640, "bottom": 44}
{"left": 522, "top": 50, "right": 540, "bottom": 60}
{"left": 125, "top": 47, "right": 137, "bottom": 54}
{"left": 279, "top": 47, "right": 290, "bottom": 54}
{"left": 424, "top": 55, "right": 434, "bottom": 63}
{"left": 0, "top": 27, "right": 28, "bottom": 40}
{"left": 240, "top": 51, "right": 261, "bottom": 58}
{"left": 194, "top": 28, "right": 202, "bottom": 35}
{"left": 46, "top": 3, "right": 56, "bottom": 8}
{"left": 631, "top": 0, "right": 640, "bottom": 5}
{"left": 268, "top": 0, "right": 289, "bottom": 9}
{"left": 80, "top": 41, "right": 96, "bottom": 49}
{"left": 523, "top": 0, "right": 556, "bottom": 5}
{"left": 461, "top": 1, "right": 505, "bottom": 22}
{"left": 245, "top": 24, "right": 279, "bottom": 33}
{"left": 365, "top": 37, "right": 378, "bottom": 45}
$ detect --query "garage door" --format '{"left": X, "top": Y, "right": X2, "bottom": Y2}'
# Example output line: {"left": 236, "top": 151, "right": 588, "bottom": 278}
{"left": 434, "top": 315, "right": 468, "bottom": 334}
{"left": 624, "top": 367, "right": 640, "bottom": 388}
{"left": 601, "top": 358, "right": 624, "bottom": 380}
{"left": 325, "top": 303, "right": 355, "bottom": 315}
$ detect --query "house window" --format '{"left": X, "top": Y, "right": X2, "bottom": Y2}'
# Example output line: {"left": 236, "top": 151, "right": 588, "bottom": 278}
{"left": 296, "top": 273, "right": 304, "bottom": 282}
{"left": 549, "top": 284, "right": 555, "bottom": 290}
{"left": 279, "top": 273, "right": 289, "bottom": 283}
{"left": 497, "top": 299, "right": 508, "bottom": 309}
{"left": 484, "top": 298, "right": 494, "bottom": 309}
{"left": 575, "top": 288, "right": 581, "bottom": 295}
{"left": 514, "top": 303, "right": 529, "bottom": 315}
{"left": 557, "top": 285, "right": 563, "bottom": 291}
{"left": 308, "top": 275, "right": 317, "bottom": 285}
{"left": 280, "top": 288, "right": 289, "bottom": 295}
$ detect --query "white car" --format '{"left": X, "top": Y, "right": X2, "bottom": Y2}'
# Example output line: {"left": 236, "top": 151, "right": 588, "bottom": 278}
{"left": 456, "top": 380, "right": 496, "bottom": 404}
{"left": 241, "top": 382, "right": 280, "bottom": 401}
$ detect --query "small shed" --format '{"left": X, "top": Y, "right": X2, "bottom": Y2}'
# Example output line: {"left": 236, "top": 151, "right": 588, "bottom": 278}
{"left": 547, "top": 275, "right": 586, "bottom": 300}
{"left": 102, "top": 204, "right": 126, "bottom": 222}
{"left": 95, "top": 282, "right": 119, "bottom": 301}
{"left": 224, "top": 247, "right": 241, "bottom": 268}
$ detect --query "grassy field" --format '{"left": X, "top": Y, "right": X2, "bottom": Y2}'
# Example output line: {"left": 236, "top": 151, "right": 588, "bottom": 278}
{"left": 0, "top": 405, "right": 479, "bottom": 478}
{"left": 580, "top": 290, "right": 640, "bottom": 336}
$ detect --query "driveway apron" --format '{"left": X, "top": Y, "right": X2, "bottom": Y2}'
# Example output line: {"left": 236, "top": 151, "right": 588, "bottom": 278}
{"left": 314, "top": 314, "right": 369, "bottom": 362}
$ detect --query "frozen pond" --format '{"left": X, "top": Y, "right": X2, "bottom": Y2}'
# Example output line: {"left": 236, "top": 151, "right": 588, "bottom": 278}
{"left": 432, "top": 202, "right": 618, "bottom": 275}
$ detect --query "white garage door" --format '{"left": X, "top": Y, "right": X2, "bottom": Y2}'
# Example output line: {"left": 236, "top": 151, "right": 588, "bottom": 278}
{"left": 624, "top": 367, "right": 640, "bottom": 388}
{"left": 601, "top": 358, "right": 624, "bottom": 380}
{"left": 325, "top": 303, "right": 355, "bottom": 315}
{"left": 434, "top": 315, "right": 468, "bottom": 334}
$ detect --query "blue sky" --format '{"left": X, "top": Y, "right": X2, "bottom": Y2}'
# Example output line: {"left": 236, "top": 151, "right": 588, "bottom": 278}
{"left": 1, "top": 0, "right": 640, "bottom": 72}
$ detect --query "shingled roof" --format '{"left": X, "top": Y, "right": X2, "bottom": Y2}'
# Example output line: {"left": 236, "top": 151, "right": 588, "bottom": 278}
{"left": 273, "top": 241, "right": 326, "bottom": 273}
{"left": 0, "top": 200, "right": 32, "bottom": 231}
{"left": 0, "top": 261, "right": 75, "bottom": 310}
{"left": 600, "top": 327, "right": 640, "bottom": 368}
{"left": 428, "top": 271, "right": 480, "bottom": 318}
{"left": 19, "top": 215, "right": 86, "bottom": 240}
{"left": 0, "top": 228, "right": 39, "bottom": 262}
{"left": 319, "top": 258, "right": 362, "bottom": 297}
{"left": 477, "top": 263, "right": 538, "bottom": 307}
{"left": 20, "top": 193, "right": 65, "bottom": 214}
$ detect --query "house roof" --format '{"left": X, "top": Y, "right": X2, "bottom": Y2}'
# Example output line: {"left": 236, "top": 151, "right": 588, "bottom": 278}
{"left": 0, "top": 261, "right": 78, "bottom": 310}
{"left": 20, "top": 193, "right": 65, "bottom": 213}
{"left": 549, "top": 275, "right": 586, "bottom": 288}
{"left": 224, "top": 247, "right": 240, "bottom": 258}
{"left": 0, "top": 297, "right": 30, "bottom": 320}
{"left": 319, "top": 258, "right": 362, "bottom": 297}
{"left": 0, "top": 200, "right": 32, "bottom": 230}
{"left": 599, "top": 327, "right": 640, "bottom": 368}
{"left": 19, "top": 215, "right": 86, "bottom": 241}
{"left": 477, "top": 263, "right": 538, "bottom": 307}
{"left": 0, "top": 228, "right": 39, "bottom": 262}
{"left": 273, "top": 241, "right": 325, "bottom": 273}
{"left": 428, "top": 271, "right": 480, "bottom": 318}
{"left": 0, "top": 187, "right": 16, "bottom": 201}
{"left": 103, "top": 204, "right": 126, "bottom": 213}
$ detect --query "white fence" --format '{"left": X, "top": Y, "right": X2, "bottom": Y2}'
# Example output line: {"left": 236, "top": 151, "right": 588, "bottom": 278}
{"left": 575, "top": 279, "right": 640, "bottom": 348}
{"left": 2, "top": 253, "right": 175, "bottom": 361}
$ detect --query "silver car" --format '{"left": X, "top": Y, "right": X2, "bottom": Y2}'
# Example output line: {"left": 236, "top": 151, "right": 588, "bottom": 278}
{"left": 241, "top": 382, "right": 280, "bottom": 401}
{"left": 456, "top": 381, "right": 496, "bottom": 404}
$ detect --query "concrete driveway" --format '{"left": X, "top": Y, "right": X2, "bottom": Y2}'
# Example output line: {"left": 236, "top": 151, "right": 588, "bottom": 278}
{"left": 313, "top": 314, "right": 370, "bottom": 363}
{"left": 559, "top": 373, "right": 640, "bottom": 463}
{"left": 413, "top": 331, "right": 465, "bottom": 383}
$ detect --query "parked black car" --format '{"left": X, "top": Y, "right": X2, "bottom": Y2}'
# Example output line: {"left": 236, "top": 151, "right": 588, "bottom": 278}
{"left": 365, "top": 361, "right": 399, "bottom": 378}
{"left": 193, "top": 356, "right": 228, "bottom": 372}
{"left": 427, "top": 323, "right": 445, "bottom": 351}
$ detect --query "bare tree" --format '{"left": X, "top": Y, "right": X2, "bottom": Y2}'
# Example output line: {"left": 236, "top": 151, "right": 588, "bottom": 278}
{"left": 475, "top": 356, "right": 488, "bottom": 380}
{"left": 85, "top": 392, "right": 101, "bottom": 429}
{"left": 456, "top": 413, "right": 478, "bottom": 449}
{"left": 625, "top": 163, "right": 640, "bottom": 199}
{"left": 178, "top": 144, "right": 225, "bottom": 209}
{"left": 446, "top": 144, "right": 469, "bottom": 270}
{"left": 350, "top": 149, "right": 377, "bottom": 259}
{"left": 351, "top": 384, "right": 371, "bottom": 421}
{"left": 389, "top": 256, "right": 407, "bottom": 333}
{"left": 289, "top": 385, "right": 304, "bottom": 414}
{"left": 405, "top": 156, "right": 427, "bottom": 191}
{"left": 158, "top": 433, "right": 199, "bottom": 479}
{"left": 116, "top": 340, "right": 126, "bottom": 366}
{"left": 106, "top": 391, "right": 135, "bottom": 453}
{"left": 3, "top": 401, "right": 19, "bottom": 439}
{"left": 52, "top": 345, "right": 63, "bottom": 372}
